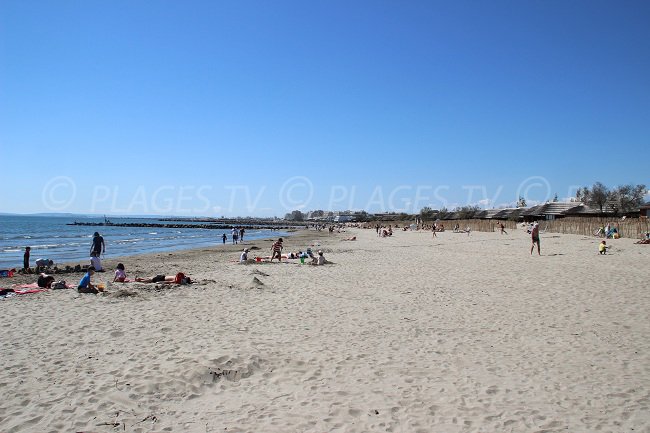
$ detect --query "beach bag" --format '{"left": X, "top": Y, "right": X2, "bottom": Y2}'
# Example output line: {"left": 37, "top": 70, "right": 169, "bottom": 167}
{"left": 52, "top": 280, "right": 67, "bottom": 290}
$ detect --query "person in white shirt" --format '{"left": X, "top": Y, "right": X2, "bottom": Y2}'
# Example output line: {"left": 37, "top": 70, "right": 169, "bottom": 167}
{"left": 35, "top": 258, "right": 54, "bottom": 268}
{"left": 90, "top": 252, "right": 103, "bottom": 272}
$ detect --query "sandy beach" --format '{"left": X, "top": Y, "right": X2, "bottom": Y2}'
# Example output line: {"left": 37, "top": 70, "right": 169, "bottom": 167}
{"left": 1, "top": 226, "right": 649, "bottom": 432}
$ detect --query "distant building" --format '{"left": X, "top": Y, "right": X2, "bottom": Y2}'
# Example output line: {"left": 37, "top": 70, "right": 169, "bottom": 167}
{"left": 640, "top": 203, "right": 650, "bottom": 219}
{"left": 519, "top": 202, "right": 597, "bottom": 221}
{"left": 334, "top": 214, "right": 355, "bottom": 223}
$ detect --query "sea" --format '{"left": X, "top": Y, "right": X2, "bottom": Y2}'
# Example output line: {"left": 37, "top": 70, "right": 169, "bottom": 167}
{"left": 0, "top": 215, "right": 289, "bottom": 269}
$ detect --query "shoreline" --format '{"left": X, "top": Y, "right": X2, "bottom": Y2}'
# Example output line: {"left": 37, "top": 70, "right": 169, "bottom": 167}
{"left": 6, "top": 228, "right": 329, "bottom": 284}
{"left": 2, "top": 228, "right": 301, "bottom": 274}
{"left": 87, "top": 228, "right": 327, "bottom": 282}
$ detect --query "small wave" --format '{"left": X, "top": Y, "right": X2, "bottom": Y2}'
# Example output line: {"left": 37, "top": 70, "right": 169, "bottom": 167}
{"left": 33, "top": 244, "right": 64, "bottom": 249}
{"left": 3, "top": 249, "right": 21, "bottom": 252}
{"left": 115, "top": 238, "right": 145, "bottom": 243}
{"left": 148, "top": 232, "right": 158, "bottom": 235}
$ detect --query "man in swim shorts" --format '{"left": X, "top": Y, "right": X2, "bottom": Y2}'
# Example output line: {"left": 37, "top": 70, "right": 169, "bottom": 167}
{"left": 530, "top": 222, "right": 540, "bottom": 255}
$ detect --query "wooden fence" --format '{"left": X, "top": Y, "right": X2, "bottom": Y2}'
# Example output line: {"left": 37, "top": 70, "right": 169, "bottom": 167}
{"left": 373, "top": 217, "right": 649, "bottom": 238}
{"left": 392, "top": 219, "right": 519, "bottom": 232}
{"left": 537, "top": 217, "right": 649, "bottom": 239}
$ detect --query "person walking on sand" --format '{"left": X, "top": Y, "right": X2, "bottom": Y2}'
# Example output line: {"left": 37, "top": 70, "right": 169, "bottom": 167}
{"left": 271, "top": 238, "right": 283, "bottom": 262}
{"left": 530, "top": 222, "right": 541, "bottom": 255}
{"left": 91, "top": 232, "right": 105, "bottom": 256}
{"left": 432, "top": 224, "right": 437, "bottom": 238}
{"left": 499, "top": 222, "right": 508, "bottom": 235}
{"left": 222, "top": 233, "right": 227, "bottom": 244}
{"left": 239, "top": 227, "right": 245, "bottom": 243}
{"left": 232, "top": 227, "right": 238, "bottom": 244}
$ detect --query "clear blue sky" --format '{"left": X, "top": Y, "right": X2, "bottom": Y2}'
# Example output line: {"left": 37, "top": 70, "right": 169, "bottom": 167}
{"left": 1, "top": 0, "right": 648, "bottom": 216}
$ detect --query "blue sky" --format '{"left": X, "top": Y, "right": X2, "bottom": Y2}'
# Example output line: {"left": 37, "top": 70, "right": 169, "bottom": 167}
{"left": 1, "top": 0, "right": 648, "bottom": 217}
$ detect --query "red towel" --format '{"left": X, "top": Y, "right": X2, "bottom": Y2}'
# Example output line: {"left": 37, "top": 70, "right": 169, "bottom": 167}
{"left": 13, "top": 283, "right": 40, "bottom": 289}
{"left": 15, "top": 289, "right": 48, "bottom": 295}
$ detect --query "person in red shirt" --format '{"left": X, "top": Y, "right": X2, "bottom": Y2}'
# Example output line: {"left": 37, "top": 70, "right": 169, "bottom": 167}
{"left": 270, "top": 238, "right": 283, "bottom": 262}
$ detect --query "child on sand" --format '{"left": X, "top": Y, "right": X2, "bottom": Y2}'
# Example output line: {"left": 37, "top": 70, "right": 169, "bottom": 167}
{"left": 113, "top": 263, "right": 127, "bottom": 282}
{"left": 599, "top": 241, "right": 608, "bottom": 255}
{"left": 35, "top": 258, "right": 54, "bottom": 268}
{"left": 78, "top": 266, "right": 102, "bottom": 294}
{"left": 310, "top": 250, "right": 326, "bottom": 265}
{"left": 271, "top": 238, "right": 283, "bottom": 262}
{"left": 90, "top": 252, "right": 103, "bottom": 272}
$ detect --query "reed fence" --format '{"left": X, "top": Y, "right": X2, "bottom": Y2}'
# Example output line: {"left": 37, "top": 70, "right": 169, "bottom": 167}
{"left": 537, "top": 217, "right": 649, "bottom": 239}
{"left": 370, "top": 217, "right": 649, "bottom": 238}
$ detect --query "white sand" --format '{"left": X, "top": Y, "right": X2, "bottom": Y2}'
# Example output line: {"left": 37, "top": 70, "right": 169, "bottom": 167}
{"left": 1, "top": 227, "right": 649, "bottom": 432}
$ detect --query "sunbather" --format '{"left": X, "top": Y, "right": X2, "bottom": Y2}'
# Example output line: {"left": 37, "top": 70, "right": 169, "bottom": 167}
{"left": 37, "top": 273, "right": 55, "bottom": 288}
{"left": 135, "top": 273, "right": 191, "bottom": 284}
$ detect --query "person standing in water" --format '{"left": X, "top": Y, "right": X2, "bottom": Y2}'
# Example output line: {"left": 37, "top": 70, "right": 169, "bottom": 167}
{"left": 23, "top": 246, "right": 31, "bottom": 271}
{"left": 91, "top": 232, "right": 105, "bottom": 256}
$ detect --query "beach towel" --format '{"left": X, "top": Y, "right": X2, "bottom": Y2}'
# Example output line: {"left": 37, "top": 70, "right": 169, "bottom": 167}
{"left": 15, "top": 289, "right": 48, "bottom": 295}
{"left": 12, "top": 283, "right": 40, "bottom": 289}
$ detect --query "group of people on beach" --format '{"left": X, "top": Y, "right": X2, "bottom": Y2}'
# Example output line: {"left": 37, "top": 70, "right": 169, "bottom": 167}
{"left": 375, "top": 224, "right": 393, "bottom": 237}
{"left": 223, "top": 227, "right": 246, "bottom": 245}
{"left": 22, "top": 247, "right": 54, "bottom": 272}
{"left": 30, "top": 231, "right": 192, "bottom": 294}
{"left": 238, "top": 237, "right": 326, "bottom": 265}
{"left": 11, "top": 214, "right": 638, "bottom": 300}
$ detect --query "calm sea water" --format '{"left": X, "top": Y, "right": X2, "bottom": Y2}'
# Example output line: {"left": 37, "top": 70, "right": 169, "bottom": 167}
{"left": 0, "top": 215, "right": 288, "bottom": 269}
